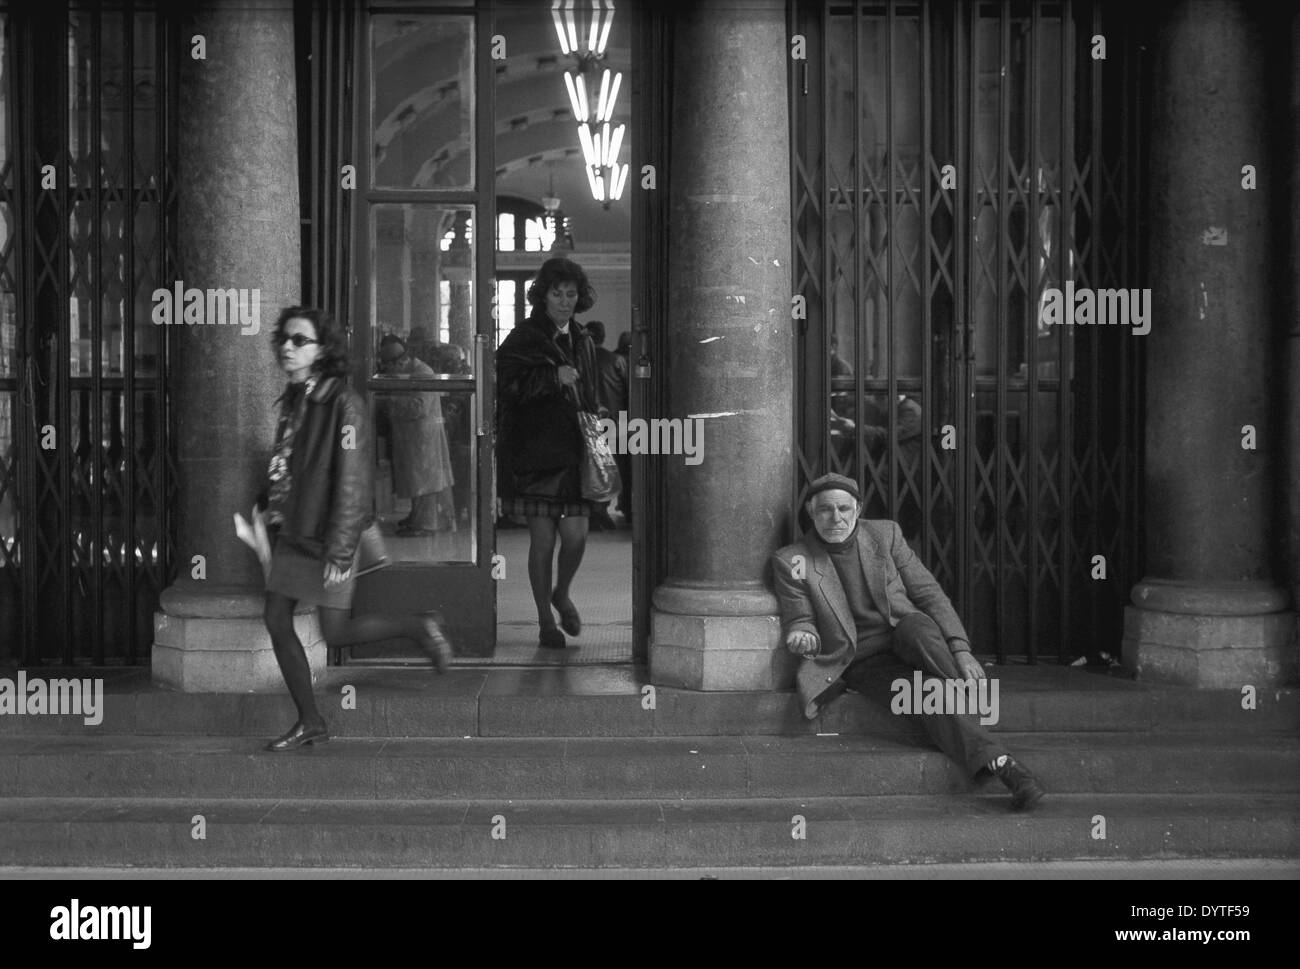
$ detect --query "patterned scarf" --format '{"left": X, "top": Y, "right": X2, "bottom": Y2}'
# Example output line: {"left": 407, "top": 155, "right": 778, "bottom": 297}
{"left": 265, "top": 374, "right": 318, "bottom": 526}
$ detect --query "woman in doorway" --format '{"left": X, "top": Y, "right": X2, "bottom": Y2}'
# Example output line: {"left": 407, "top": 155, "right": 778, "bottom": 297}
{"left": 260, "top": 306, "right": 453, "bottom": 752}
{"left": 495, "top": 258, "right": 600, "bottom": 649}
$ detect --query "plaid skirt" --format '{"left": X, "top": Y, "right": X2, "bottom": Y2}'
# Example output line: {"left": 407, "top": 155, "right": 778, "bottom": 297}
{"left": 500, "top": 496, "right": 590, "bottom": 519}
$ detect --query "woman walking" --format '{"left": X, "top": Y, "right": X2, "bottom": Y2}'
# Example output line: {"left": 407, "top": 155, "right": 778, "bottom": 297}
{"left": 261, "top": 307, "right": 452, "bottom": 752}
{"left": 495, "top": 258, "right": 600, "bottom": 649}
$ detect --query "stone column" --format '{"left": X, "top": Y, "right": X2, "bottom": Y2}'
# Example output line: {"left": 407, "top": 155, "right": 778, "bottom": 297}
{"left": 1122, "top": 0, "right": 1295, "bottom": 686}
{"left": 649, "top": 0, "right": 796, "bottom": 691}
{"left": 152, "top": 0, "right": 323, "bottom": 691}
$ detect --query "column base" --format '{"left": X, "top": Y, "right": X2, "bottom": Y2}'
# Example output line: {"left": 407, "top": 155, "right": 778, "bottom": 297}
{"left": 1122, "top": 580, "right": 1297, "bottom": 687}
{"left": 151, "top": 584, "right": 325, "bottom": 693}
{"left": 649, "top": 585, "right": 797, "bottom": 691}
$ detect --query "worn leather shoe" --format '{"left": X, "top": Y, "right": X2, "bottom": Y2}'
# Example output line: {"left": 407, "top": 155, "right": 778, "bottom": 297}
{"left": 265, "top": 721, "right": 329, "bottom": 752}
{"left": 419, "top": 613, "right": 454, "bottom": 673}
{"left": 994, "top": 756, "right": 1045, "bottom": 811}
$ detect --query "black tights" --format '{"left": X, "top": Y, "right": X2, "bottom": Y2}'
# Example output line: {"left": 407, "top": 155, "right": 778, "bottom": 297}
{"left": 526, "top": 514, "right": 589, "bottom": 628}
{"left": 263, "top": 593, "right": 434, "bottom": 727}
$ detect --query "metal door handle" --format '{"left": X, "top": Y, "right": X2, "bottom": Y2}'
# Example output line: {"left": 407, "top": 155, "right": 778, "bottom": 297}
{"left": 474, "top": 333, "right": 487, "bottom": 437}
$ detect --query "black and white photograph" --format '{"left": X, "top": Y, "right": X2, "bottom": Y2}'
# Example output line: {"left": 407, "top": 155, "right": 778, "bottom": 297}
{"left": 0, "top": 0, "right": 1295, "bottom": 937}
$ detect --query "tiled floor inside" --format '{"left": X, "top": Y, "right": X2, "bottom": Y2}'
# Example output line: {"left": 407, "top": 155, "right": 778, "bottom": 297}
{"left": 475, "top": 521, "right": 634, "bottom": 666}
{"left": 345, "top": 518, "right": 635, "bottom": 668}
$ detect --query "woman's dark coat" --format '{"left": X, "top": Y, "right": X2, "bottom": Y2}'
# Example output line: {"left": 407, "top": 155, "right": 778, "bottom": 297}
{"left": 271, "top": 376, "right": 374, "bottom": 571}
{"left": 495, "top": 307, "right": 600, "bottom": 500}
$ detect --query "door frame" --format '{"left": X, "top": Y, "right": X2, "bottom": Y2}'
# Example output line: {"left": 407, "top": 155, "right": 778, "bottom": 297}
{"left": 347, "top": 0, "right": 498, "bottom": 657}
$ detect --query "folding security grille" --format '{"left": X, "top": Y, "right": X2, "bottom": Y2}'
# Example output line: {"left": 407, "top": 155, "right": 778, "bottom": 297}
{"left": 2, "top": 1, "right": 180, "bottom": 664}
{"left": 789, "top": 0, "right": 1145, "bottom": 662}
{"left": 295, "top": 0, "right": 359, "bottom": 328}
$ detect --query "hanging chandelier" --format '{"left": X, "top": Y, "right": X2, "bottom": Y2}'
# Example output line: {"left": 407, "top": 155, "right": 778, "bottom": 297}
{"left": 541, "top": 171, "right": 574, "bottom": 250}
{"left": 552, "top": 0, "right": 629, "bottom": 208}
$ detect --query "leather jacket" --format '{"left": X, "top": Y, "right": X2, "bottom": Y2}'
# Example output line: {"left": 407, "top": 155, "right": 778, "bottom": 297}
{"left": 270, "top": 375, "right": 374, "bottom": 571}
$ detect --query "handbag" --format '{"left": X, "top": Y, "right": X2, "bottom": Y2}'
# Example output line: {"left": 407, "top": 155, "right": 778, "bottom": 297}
{"left": 353, "top": 521, "right": 392, "bottom": 577}
{"left": 570, "top": 388, "right": 622, "bottom": 504}
{"left": 551, "top": 330, "right": 621, "bottom": 503}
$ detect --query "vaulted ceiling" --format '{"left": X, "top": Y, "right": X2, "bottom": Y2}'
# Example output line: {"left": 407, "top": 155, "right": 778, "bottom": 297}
{"left": 495, "top": 2, "right": 631, "bottom": 247}
{"left": 369, "top": 1, "right": 632, "bottom": 249}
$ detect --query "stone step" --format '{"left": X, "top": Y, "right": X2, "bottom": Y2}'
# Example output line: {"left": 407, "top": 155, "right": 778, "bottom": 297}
{"left": 0, "top": 794, "right": 1294, "bottom": 868}
{"left": 3, "top": 733, "right": 1296, "bottom": 800}
{"left": 1, "top": 666, "right": 1296, "bottom": 738}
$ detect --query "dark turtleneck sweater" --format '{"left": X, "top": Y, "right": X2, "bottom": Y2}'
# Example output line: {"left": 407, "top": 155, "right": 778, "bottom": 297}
{"left": 816, "top": 523, "right": 894, "bottom": 657}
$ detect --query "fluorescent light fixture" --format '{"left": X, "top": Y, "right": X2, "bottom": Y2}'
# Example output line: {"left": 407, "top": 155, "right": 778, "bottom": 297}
{"left": 597, "top": 1, "right": 615, "bottom": 55}
{"left": 578, "top": 124, "right": 597, "bottom": 167}
{"left": 596, "top": 69, "right": 611, "bottom": 124}
{"left": 586, "top": 165, "right": 604, "bottom": 202}
{"left": 610, "top": 162, "right": 629, "bottom": 201}
{"left": 603, "top": 72, "right": 622, "bottom": 123}
{"left": 606, "top": 123, "right": 625, "bottom": 167}
{"left": 587, "top": 0, "right": 600, "bottom": 55}
{"left": 563, "top": 72, "right": 583, "bottom": 120}
{"left": 551, "top": 0, "right": 570, "bottom": 56}
{"left": 575, "top": 74, "right": 589, "bottom": 122}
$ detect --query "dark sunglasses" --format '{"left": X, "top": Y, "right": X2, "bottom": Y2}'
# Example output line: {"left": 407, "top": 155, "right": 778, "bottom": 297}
{"left": 275, "top": 333, "right": 320, "bottom": 348}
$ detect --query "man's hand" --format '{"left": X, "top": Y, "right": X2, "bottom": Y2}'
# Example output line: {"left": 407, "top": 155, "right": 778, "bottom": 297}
{"left": 323, "top": 562, "right": 352, "bottom": 588}
{"left": 786, "top": 630, "right": 821, "bottom": 658}
{"left": 955, "top": 651, "right": 985, "bottom": 680}
{"left": 557, "top": 364, "right": 578, "bottom": 387}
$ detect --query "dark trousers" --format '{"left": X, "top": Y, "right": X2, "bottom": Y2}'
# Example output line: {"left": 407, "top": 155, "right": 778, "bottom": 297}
{"left": 839, "top": 613, "right": 1007, "bottom": 778}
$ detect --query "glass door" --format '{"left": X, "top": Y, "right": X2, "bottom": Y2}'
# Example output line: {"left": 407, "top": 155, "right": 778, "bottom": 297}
{"left": 350, "top": 3, "right": 496, "bottom": 657}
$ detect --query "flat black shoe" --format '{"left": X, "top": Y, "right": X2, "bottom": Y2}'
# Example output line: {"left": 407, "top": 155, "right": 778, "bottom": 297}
{"left": 538, "top": 626, "right": 566, "bottom": 649}
{"left": 265, "top": 721, "right": 329, "bottom": 752}
{"left": 994, "top": 756, "right": 1045, "bottom": 811}
{"left": 550, "top": 591, "right": 581, "bottom": 636}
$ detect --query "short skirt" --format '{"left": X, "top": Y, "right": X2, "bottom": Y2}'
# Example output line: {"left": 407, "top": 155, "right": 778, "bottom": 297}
{"left": 266, "top": 538, "right": 355, "bottom": 609}
{"left": 500, "top": 496, "right": 590, "bottom": 519}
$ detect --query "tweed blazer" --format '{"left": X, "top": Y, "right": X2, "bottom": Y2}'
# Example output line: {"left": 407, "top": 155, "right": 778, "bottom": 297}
{"left": 771, "top": 519, "right": 971, "bottom": 719}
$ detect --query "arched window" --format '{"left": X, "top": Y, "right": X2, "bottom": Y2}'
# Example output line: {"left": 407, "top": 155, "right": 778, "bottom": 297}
{"left": 436, "top": 197, "right": 556, "bottom": 347}
{"left": 496, "top": 196, "right": 553, "bottom": 253}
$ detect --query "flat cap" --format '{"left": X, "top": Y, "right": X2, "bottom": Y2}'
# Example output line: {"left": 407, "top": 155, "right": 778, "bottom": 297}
{"left": 806, "top": 472, "right": 861, "bottom": 503}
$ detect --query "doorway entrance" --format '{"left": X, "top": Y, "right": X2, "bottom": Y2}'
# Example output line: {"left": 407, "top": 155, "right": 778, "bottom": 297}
{"left": 345, "top": 0, "right": 636, "bottom": 665}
